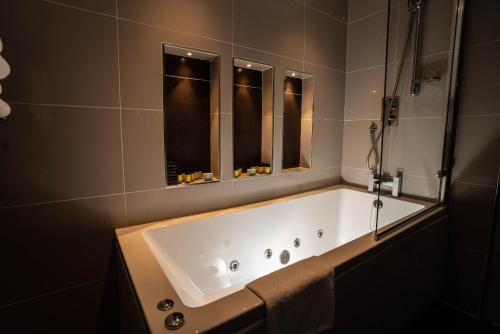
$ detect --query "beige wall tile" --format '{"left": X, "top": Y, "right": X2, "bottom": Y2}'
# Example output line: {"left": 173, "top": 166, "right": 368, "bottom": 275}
{"left": 126, "top": 181, "right": 234, "bottom": 225}
{"left": 300, "top": 167, "right": 341, "bottom": 191}
{"left": 219, "top": 114, "right": 233, "bottom": 180}
{"left": 118, "top": 19, "right": 232, "bottom": 110}
{"left": 304, "top": 63, "right": 345, "bottom": 120}
{"left": 118, "top": 0, "right": 233, "bottom": 42}
{"left": 312, "top": 120, "right": 343, "bottom": 169}
{"left": 234, "top": 0, "right": 304, "bottom": 60}
{"left": 401, "top": 175, "right": 440, "bottom": 199}
{"left": 463, "top": 0, "right": 500, "bottom": 47}
{"left": 387, "top": 117, "right": 445, "bottom": 178}
{"left": 346, "top": 11, "right": 387, "bottom": 71}
{"left": 0, "top": 104, "right": 123, "bottom": 207}
{"left": 307, "top": 0, "right": 347, "bottom": 22}
{"left": 344, "top": 66, "right": 385, "bottom": 120}
{"left": 233, "top": 173, "right": 301, "bottom": 206}
{"left": 305, "top": 6, "right": 347, "bottom": 70}
{"left": 341, "top": 166, "right": 370, "bottom": 186}
{"left": 122, "top": 109, "right": 166, "bottom": 192}
{"left": 348, "top": 0, "right": 388, "bottom": 22}
{"left": 342, "top": 120, "right": 380, "bottom": 169}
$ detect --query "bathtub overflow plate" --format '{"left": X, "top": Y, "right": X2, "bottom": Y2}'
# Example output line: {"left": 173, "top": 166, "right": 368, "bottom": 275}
{"left": 318, "top": 229, "right": 324, "bottom": 238}
{"left": 280, "top": 250, "right": 290, "bottom": 265}
{"left": 165, "top": 312, "right": 185, "bottom": 330}
{"left": 229, "top": 260, "right": 239, "bottom": 272}
{"left": 264, "top": 249, "right": 272, "bottom": 259}
{"left": 294, "top": 238, "right": 301, "bottom": 248}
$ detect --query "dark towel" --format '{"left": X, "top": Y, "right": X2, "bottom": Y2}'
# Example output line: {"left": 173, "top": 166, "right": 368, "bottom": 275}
{"left": 246, "top": 256, "right": 335, "bottom": 334}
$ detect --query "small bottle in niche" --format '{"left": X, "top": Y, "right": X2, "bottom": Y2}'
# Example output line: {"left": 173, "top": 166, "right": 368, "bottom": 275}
{"left": 185, "top": 169, "right": 192, "bottom": 183}
{"left": 233, "top": 163, "right": 242, "bottom": 178}
{"left": 263, "top": 163, "right": 272, "bottom": 174}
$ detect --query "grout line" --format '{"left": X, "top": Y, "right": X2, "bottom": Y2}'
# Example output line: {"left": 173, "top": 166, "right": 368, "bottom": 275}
{"left": 302, "top": 0, "right": 306, "bottom": 72}
{"left": 117, "top": 17, "right": 232, "bottom": 46}
{"left": 344, "top": 118, "right": 380, "bottom": 122}
{"left": 0, "top": 193, "right": 124, "bottom": 211}
{"left": 115, "top": 0, "right": 128, "bottom": 226}
{"left": 304, "top": 3, "right": 347, "bottom": 25}
{"left": 458, "top": 114, "right": 500, "bottom": 118}
{"left": 164, "top": 74, "right": 211, "bottom": 82}
{"left": 6, "top": 101, "right": 120, "bottom": 110}
{"left": 466, "top": 38, "right": 500, "bottom": 50}
{"left": 43, "top": 0, "right": 343, "bottom": 73}
{"left": 348, "top": 7, "right": 388, "bottom": 25}
{"left": 453, "top": 180, "right": 497, "bottom": 189}
{"left": 233, "top": 83, "right": 262, "bottom": 90}
{"left": 42, "top": 0, "right": 116, "bottom": 19}
{"left": 0, "top": 278, "right": 104, "bottom": 310}
{"left": 122, "top": 107, "right": 163, "bottom": 112}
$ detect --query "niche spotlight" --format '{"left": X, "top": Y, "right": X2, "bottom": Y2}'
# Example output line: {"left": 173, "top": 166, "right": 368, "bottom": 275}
{"left": 186, "top": 51, "right": 193, "bottom": 56}
{"left": 246, "top": 63, "right": 252, "bottom": 68}
{"left": 291, "top": 72, "right": 296, "bottom": 77}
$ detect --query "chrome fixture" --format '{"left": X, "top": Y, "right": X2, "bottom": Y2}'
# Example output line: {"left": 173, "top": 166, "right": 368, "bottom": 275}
{"left": 165, "top": 312, "right": 185, "bottom": 330}
{"left": 373, "top": 199, "right": 384, "bottom": 209}
{"left": 293, "top": 238, "right": 301, "bottom": 248}
{"left": 229, "top": 260, "right": 239, "bottom": 272}
{"left": 317, "top": 229, "right": 324, "bottom": 238}
{"left": 264, "top": 248, "right": 272, "bottom": 259}
{"left": 157, "top": 299, "right": 175, "bottom": 311}
{"left": 409, "top": 0, "right": 425, "bottom": 96}
{"left": 280, "top": 250, "right": 290, "bottom": 265}
{"left": 366, "top": 0, "right": 428, "bottom": 174}
{"left": 368, "top": 171, "right": 402, "bottom": 197}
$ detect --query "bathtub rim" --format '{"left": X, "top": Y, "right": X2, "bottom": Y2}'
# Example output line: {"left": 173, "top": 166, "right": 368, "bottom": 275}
{"left": 115, "top": 184, "right": 439, "bottom": 333}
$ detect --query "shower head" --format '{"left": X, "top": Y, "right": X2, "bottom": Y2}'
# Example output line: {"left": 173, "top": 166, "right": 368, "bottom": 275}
{"left": 408, "top": 0, "right": 424, "bottom": 12}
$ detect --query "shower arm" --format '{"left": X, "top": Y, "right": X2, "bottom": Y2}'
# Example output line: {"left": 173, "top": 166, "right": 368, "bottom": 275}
{"left": 410, "top": 0, "right": 424, "bottom": 96}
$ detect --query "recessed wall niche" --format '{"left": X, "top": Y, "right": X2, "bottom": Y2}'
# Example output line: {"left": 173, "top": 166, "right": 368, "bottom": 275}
{"left": 282, "top": 70, "right": 313, "bottom": 172}
{"left": 163, "top": 45, "right": 220, "bottom": 186}
{"left": 233, "top": 59, "right": 274, "bottom": 178}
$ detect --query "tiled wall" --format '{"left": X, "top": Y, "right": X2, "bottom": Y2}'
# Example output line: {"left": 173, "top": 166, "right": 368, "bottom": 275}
{"left": 341, "top": 0, "right": 455, "bottom": 199}
{"left": 445, "top": 0, "right": 500, "bottom": 321}
{"left": 0, "top": 0, "right": 346, "bottom": 331}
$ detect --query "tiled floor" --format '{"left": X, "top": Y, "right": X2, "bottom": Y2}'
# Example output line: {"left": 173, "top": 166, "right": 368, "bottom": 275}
{"left": 401, "top": 303, "right": 500, "bottom": 333}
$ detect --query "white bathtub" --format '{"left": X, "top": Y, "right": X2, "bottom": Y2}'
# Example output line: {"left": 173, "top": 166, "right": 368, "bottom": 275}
{"left": 142, "top": 187, "right": 426, "bottom": 308}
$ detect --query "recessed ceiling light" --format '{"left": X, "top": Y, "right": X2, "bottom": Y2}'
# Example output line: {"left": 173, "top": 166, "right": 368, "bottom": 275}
{"left": 187, "top": 51, "right": 193, "bottom": 56}
{"left": 246, "top": 63, "right": 252, "bottom": 68}
{"left": 291, "top": 72, "right": 296, "bottom": 77}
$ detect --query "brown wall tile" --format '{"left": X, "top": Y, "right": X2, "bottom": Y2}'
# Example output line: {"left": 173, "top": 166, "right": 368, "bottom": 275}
{"left": 0, "top": 104, "right": 124, "bottom": 207}
{"left": 458, "top": 43, "right": 500, "bottom": 117}
{"left": 50, "top": 0, "right": 117, "bottom": 15}
{"left": 0, "top": 280, "right": 105, "bottom": 334}
{"left": 0, "top": 0, "right": 119, "bottom": 107}
{"left": 0, "top": 195, "right": 125, "bottom": 306}
{"left": 348, "top": 0, "right": 388, "bottom": 22}
{"left": 453, "top": 115, "right": 500, "bottom": 186}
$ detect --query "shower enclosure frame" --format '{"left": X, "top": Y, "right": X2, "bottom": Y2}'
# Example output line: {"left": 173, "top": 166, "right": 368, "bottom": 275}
{"left": 374, "top": 0, "right": 466, "bottom": 240}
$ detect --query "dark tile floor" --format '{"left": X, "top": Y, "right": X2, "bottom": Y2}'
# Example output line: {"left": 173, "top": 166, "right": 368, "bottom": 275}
{"left": 401, "top": 303, "right": 500, "bottom": 333}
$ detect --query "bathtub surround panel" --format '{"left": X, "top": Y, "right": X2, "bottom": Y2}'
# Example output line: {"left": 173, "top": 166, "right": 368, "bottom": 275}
{"left": 0, "top": 0, "right": 347, "bottom": 330}
{"left": 117, "top": 186, "right": 443, "bottom": 333}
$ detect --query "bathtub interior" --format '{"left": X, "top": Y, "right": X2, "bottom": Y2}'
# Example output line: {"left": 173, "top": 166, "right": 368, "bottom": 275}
{"left": 143, "top": 188, "right": 425, "bottom": 307}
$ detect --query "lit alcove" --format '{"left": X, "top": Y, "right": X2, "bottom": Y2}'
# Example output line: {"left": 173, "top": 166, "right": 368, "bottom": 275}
{"left": 282, "top": 69, "right": 313, "bottom": 172}
{"left": 233, "top": 59, "right": 274, "bottom": 179}
{"left": 163, "top": 44, "right": 220, "bottom": 186}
